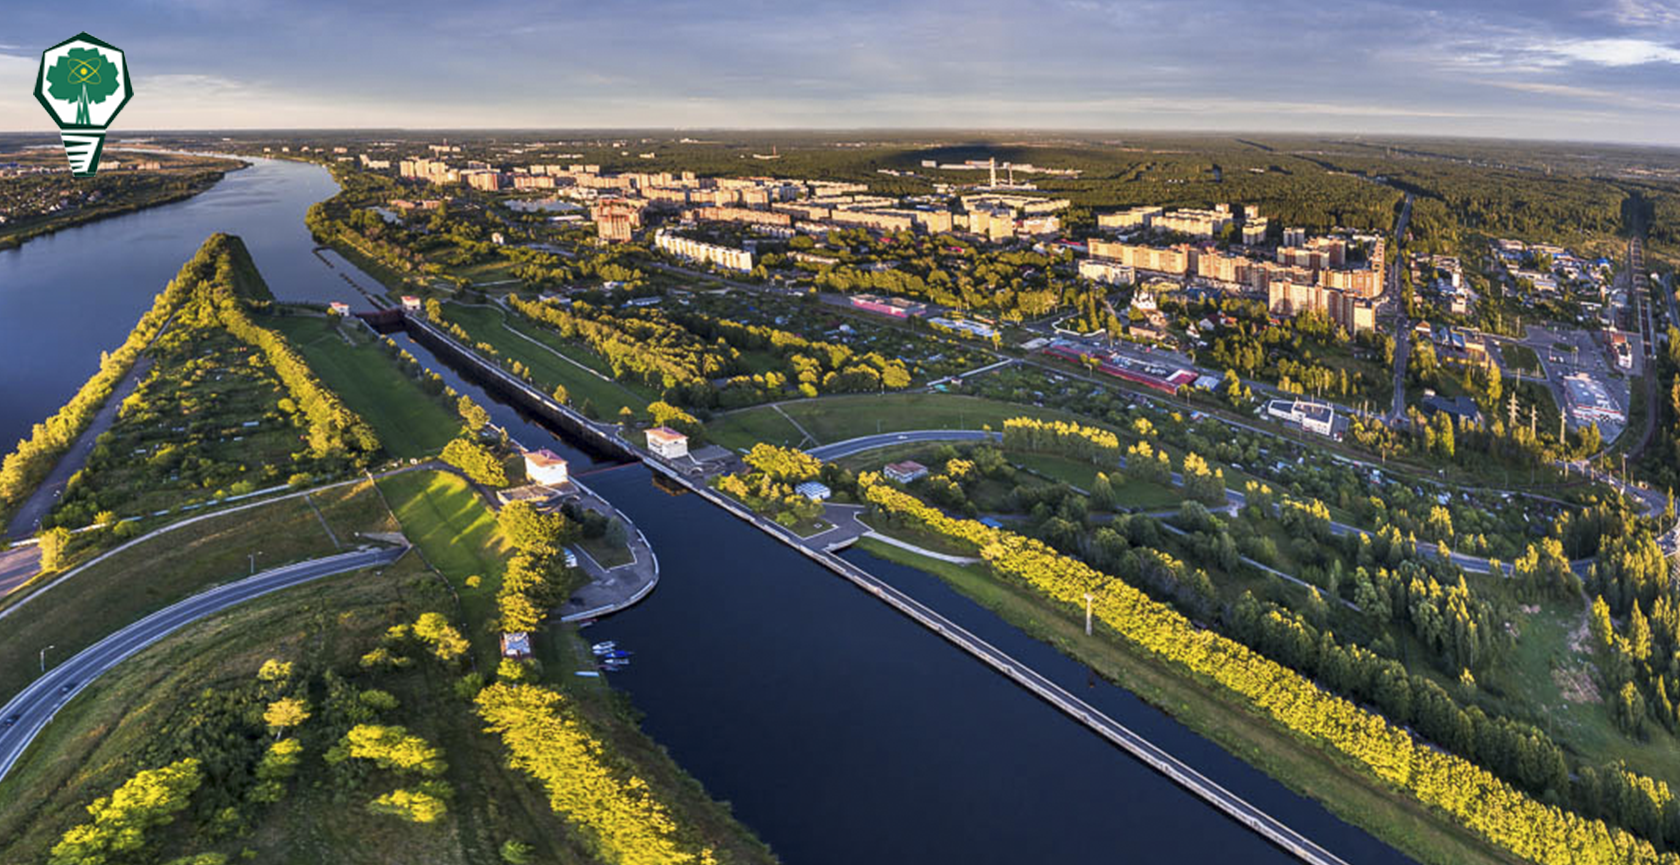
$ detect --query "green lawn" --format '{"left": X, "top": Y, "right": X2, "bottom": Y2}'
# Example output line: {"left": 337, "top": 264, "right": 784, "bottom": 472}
{"left": 0, "top": 480, "right": 393, "bottom": 707}
{"left": 1010, "top": 452, "right": 1183, "bottom": 510}
{"left": 851, "top": 537, "right": 1517, "bottom": 865}
{"left": 440, "top": 303, "right": 653, "bottom": 417}
{"left": 268, "top": 314, "right": 459, "bottom": 458}
{"left": 710, "top": 393, "right": 1096, "bottom": 451}
{"left": 1500, "top": 343, "right": 1542, "bottom": 375}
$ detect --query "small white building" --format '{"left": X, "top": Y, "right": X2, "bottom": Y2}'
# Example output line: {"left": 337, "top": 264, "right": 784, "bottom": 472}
{"left": 794, "top": 481, "right": 832, "bottom": 502}
{"left": 883, "top": 460, "right": 928, "bottom": 484}
{"left": 645, "top": 426, "right": 689, "bottom": 459}
{"left": 523, "top": 449, "right": 570, "bottom": 486}
{"left": 401, "top": 295, "right": 422, "bottom": 311}
{"left": 328, "top": 301, "right": 351, "bottom": 315}
{"left": 500, "top": 632, "right": 532, "bottom": 659}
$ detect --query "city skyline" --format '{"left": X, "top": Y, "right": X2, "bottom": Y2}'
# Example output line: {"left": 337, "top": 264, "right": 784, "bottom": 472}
{"left": 3, "top": 0, "right": 1680, "bottom": 143}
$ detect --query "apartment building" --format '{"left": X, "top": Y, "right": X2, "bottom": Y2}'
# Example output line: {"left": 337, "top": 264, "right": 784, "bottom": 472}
{"left": 655, "top": 230, "right": 754, "bottom": 272}
{"left": 1098, "top": 206, "right": 1165, "bottom": 231}
{"left": 591, "top": 198, "right": 643, "bottom": 243}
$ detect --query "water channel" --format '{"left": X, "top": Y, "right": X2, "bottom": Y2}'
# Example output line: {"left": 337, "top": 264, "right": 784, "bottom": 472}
{"left": 0, "top": 155, "right": 1414, "bottom": 864}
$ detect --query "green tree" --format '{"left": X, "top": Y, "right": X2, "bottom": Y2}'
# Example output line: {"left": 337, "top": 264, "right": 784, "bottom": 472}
{"left": 264, "top": 697, "right": 311, "bottom": 739}
{"left": 37, "top": 526, "right": 72, "bottom": 571}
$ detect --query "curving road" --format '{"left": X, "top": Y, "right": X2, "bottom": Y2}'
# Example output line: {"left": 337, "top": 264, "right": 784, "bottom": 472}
{"left": 806, "top": 429, "right": 1546, "bottom": 576}
{"left": 0, "top": 545, "right": 406, "bottom": 785}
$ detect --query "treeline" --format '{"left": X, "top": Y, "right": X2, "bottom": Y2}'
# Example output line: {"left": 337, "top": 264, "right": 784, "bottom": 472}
{"left": 508, "top": 295, "right": 723, "bottom": 396}
{"left": 494, "top": 501, "right": 576, "bottom": 634}
{"left": 476, "top": 683, "right": 711, "bottom": 865}
{"left": 858, "top": 474, "right": 1680, "bottom": 865}
{"left": 0, "top": 237, "right": 197, "bottom": 511}
{"left": 192, "top": 235, "right": 379, "bottom": 458}
{"left": 1001, "top": 416, "right": 1120, "bottom": 465}
{"left": 668, "top": 308, "right": 910, "bottom": 406}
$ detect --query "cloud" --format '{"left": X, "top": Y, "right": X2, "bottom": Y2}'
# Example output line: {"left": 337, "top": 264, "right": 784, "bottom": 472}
{"left": 1598, "top": 0, "right": 1680, "bottom": 27}
{"left": 1538, "top": 37, "right": 1680, "bottom": 66}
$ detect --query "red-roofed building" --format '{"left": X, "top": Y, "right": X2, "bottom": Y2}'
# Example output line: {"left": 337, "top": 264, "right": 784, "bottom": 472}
{"left": 645, "top": 426, "right": 689, "bottom": 459}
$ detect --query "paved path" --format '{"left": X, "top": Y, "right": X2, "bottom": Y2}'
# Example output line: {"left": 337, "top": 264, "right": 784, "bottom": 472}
{"left": 0, "top": 546, "right": 42, "bottom": 597}
{"left": 5, "top": 357, "right": 154, "bottom": 542}
{"left": 555, "top": 470, "right": 661, "bottom": 622}
{"left": 0, "top": 545, "right": 407, "bottom": 785}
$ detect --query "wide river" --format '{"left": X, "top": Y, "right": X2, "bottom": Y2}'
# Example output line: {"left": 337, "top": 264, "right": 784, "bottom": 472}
{"left": 0, "top": 156, "right": 1413, "bottom": 864}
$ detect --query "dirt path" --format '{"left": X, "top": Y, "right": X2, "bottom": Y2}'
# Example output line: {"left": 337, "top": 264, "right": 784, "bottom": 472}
{"left": 4, "top": 356, "right": 154, "bottom": 541}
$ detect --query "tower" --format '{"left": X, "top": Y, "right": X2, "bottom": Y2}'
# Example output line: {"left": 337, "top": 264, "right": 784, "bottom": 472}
{"left": 989, "top": 157, "right": 997, "bottom": 187}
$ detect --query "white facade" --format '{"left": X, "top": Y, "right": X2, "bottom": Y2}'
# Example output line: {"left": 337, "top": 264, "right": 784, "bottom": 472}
{"left": 655, "top": 230, "right": 753, "bottom": 272}
{"left": 646, "top": 427, "right": 690, "bottom": 459}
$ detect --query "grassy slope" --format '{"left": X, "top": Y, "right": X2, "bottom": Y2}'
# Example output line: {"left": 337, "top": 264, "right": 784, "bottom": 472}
{"left": 268, "top": 315, "right": 459, "bottom": 458}
{"left": 376, "top": 470, "right": 776, "bottom": 862}
{"left": 0, "top": 561, "right": 602, "bottom": 865}
{"left": 439, "top": 303, "right": 653, "bottom": 417}
{"left": 852, "top": 538, "right": 1519, "bottom": 865}
{"left": 709, "top": 393, "right": 1097, "bottom": 450}
{"left": 0, "top": 481, "right": 389, "bottom": 707}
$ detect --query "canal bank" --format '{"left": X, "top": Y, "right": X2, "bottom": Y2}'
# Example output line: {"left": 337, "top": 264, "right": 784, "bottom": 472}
{"left": 388, "top": 312, "right": 1410, "bottom": 864}
{"left": 2, "top": 155, "right": 1413, "bottom": 865}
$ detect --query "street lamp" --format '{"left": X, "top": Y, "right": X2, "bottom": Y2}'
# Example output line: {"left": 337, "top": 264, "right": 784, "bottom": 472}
{"left": 1084, "top": 592, "right": 1095, "bottom": 637}
{"left": 249, "top": 551, "right": 263, "bottom": 575}
{"left": 40, "top": 644, "right": 55, "bottom": 673}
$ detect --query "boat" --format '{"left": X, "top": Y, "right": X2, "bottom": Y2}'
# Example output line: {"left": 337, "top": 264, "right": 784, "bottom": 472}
{"left": 591, "top": 641, "right": 616, "bottom": 651}
{"left": 605, "top": 649, "right": 633, "bottom": 659}
{"left": 574, "top": 671, "right": 602, "bottom": 678}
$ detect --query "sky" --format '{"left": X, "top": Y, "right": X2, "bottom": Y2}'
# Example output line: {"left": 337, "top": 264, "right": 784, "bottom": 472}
{"left": 4, "top": 0, "right": 1680, "bottom": 144}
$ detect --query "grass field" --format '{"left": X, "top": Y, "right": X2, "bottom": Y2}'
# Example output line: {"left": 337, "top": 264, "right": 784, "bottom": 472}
{"left": 0, "top": 469, "right": 776, "bottom": 862}
{"left": 268, "top": 314, "right": 459, "bottom": 458}
{"left": 851, "top": 538, "right": 1518, "bottom": 865}
{"left": 1500, "top": 343, "right": 1543, "bottom": 375}
{"left": 440, "top": 303, "right": 654, "bottom": 417}
{"left": 0, "top": 480, "right": 393, "bottom": 707}
{"left": 1009, "top": 452, "right": 1184, "bottom": 510}
{"left": 709, "top": 393, "right": 1097, "bottom": 451}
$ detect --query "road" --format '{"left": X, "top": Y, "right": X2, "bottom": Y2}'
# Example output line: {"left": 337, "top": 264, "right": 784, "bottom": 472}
{"left": 5, "top": 357, "right": 155, "bottom": 542}
{"left": 0, "top": 546, "right": 406, "bottom": 785}
{"left": 809, "top": 429, "right": 1539, "bottom": 576}
{"left": 0, "top": 546, "right": 42, "bottom": 596}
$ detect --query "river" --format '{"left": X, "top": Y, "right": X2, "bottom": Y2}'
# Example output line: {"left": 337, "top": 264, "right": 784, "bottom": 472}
{"left": 0, "top": 156, "right": 1414, "bottom": 864}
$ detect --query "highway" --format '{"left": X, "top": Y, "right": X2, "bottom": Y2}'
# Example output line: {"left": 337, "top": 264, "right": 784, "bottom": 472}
{"left": 0, "top": 546, "right": 406, "bottom": 785}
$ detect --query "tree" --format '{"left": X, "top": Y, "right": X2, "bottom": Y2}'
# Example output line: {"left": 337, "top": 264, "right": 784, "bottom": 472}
{"left": 37, "top": 526, "right": 72, "bottom": 571}
{"left": 457, "top": 395, "right": 491, "bottom": 433}
{"left": 498, "top": 500, "right": 567, "bottom": 555}
{"left": 1090, "top": 472, "right": 1118, "bottom": 512}
{"left": 441, "top": 436, "right": 508, "bottom": 487}
{"left": 413, "top": 612, "right": 470, "bottom": 661}
{"left": 500, "top": 840, "right": 535, "bottom": 864}
{"left": 257, "top": 659, "right": 294, "bottom": 682}
{"left": 264, "top": 697, "right": 311, "bottom": 739}
{"left": 551, "top": 384, "right": 569, "bottom": 405}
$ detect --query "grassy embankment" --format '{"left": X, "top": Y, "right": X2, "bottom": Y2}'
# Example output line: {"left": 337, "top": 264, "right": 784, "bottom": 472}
{"left": 266, "top": 314, "right": 459, "bottom": 458}
{"left": 0, "top": 480, "right": 389, "bottom": 708}
{"left": 373, "top": 469, "right": 775, "bottom": 861}
{"left": 852, "top": 537, "right": 1518, "bottom": 865}
{"left": 437, "top": 301, "right": 655, "bottom": 418}
{"left": 0, "top": 470, "right": 774, "bottom": 863}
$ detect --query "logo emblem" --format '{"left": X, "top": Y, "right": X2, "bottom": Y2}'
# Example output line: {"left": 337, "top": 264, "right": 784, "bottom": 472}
{"left": 33, "top": 33, "right": 134, "bottom": 177}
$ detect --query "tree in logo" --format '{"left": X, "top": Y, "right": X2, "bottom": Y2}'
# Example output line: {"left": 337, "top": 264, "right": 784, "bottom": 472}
{"left": 46, "top": 47, "right": 119, "bottom": 125}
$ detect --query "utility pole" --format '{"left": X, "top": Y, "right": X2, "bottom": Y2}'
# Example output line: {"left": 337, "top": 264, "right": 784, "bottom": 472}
{"left": 40, "top": 644, "right": 54, "bottom": 674}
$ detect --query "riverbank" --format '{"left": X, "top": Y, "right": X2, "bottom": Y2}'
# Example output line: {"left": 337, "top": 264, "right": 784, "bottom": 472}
{"left": 0, "top": 153, "right": 245, "bottom": 250}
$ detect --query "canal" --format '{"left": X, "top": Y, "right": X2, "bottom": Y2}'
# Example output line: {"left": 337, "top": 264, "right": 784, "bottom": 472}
{"left": 0, "top": 156, "right": 1414, "bottom": 864}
